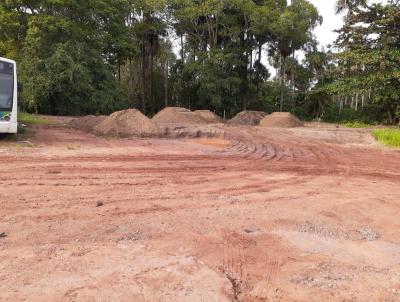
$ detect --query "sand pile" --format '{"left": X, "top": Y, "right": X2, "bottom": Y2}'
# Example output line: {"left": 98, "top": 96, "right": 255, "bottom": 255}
{"left": 94, "top": 109, "right": 160, "bottom": 137}
{"left": 228, "top": 111, "right": 267, "bottom": 126}
{"left": 152, "top": 107, "right": 208, "bottom": 124}
{"left": 161, "top": 124, "right": 226, "bottom": 139}
{"left": 70, "top": 115, "right": 107, "bottom": 131}
{"left": 260, "top": 112, "right": 303, "bottom": 128}
{"left": 194, "top": 110, "right": 223, "bottom": 123}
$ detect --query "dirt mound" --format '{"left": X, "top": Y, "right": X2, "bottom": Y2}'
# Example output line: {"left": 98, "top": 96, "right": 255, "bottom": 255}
{"left": 260, "top": 112, "right": 303, "bottom": 128}
{"left": 194, "top": 110, "right": 224, "bottom": 123}
{"left": 94, "top": 109, "right": 160, "bottom": 137}
{"left": 228, "top": 111, "right": 266, "bottom": 126}
{"left": 152, "top": 107, "right": 208, "bottom": 124}
{"left": 70, "top": 115, "right": 107, "bottom": 131}
{"left": 160, "top": 124, "right": 226, "bottom": 139}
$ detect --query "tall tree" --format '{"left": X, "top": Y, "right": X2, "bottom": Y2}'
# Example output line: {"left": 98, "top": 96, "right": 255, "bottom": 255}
{"left": 270, "top": 0, "right": 321, "bottom": 111}
{"left": 326, "top": 1, "right": 400, "bottom": 124}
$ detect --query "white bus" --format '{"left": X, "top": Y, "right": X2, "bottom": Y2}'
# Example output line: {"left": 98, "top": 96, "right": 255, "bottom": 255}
{"left": 0, "top": 57, "right": 18, "bottom": 134}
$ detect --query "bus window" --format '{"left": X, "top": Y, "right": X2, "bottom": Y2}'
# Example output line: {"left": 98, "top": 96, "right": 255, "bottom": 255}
{"left": 0, "top": 72, "right": 14, "bottom": 110}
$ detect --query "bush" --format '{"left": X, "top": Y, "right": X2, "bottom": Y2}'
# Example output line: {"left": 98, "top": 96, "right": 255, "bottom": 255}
{"left": 18, "top": 112, "right": 50, "bottom": 125}
{"left": 341, "top": 121, "right": 371, "bottom": 128}
{"left": 372, "top": 129, "right": 400, "bottom": 147}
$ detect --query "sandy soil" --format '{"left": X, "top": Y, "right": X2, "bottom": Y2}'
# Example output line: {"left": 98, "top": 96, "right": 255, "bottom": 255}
{"left": 1, "top": 123, "right": 400, "bottom": 302}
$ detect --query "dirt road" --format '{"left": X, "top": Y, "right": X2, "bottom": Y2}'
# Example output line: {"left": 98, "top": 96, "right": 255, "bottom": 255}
{"left": 1, "top": 124, "right": 400, "bottom": 301}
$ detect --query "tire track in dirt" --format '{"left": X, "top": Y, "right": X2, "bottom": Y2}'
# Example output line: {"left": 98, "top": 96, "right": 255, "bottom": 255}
{"left": 220, "top": 234, "right": 251, "bottom": 302}
{"left": 4, "top": 125, "right": 400, "bottom": 301}
{"left": 4, "top": 124, "right": 399, "bottom": 180}
{"left": 251, "top": 260, "right": 281, "bottom": 300}
{"left": 213, "top": 128, "right": 400, "bottom": 181}
{"left": 207, "top": 232, "right": 287, "bottom": 301}
{"left": 222, "top": 243, "right": 246, "bottom": 301}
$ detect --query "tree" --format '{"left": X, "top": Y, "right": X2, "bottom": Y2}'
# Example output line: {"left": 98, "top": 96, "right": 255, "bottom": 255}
{"left": 1, "top": 0, "right": 136, "bottom": 114}
{"left": 269, "top": 0, "right": 321, "bottom": 111}
{"left": 326, "top": 1, "right": 400, "bottom": 124}
{"left": 335, "top": 0, "right": 367, "bottom": 14}
{"left": 0, "top": 0, "right": 329, "bottom": 119}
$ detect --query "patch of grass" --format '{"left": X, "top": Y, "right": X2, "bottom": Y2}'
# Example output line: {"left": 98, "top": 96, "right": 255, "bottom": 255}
{"left": 341, "top": 120, "right": 371, "bottom": 128}
{"left": 18, "top": 112, "right": 50, "bottom": 126}
{"left": 372, "top": 128, "right": 400, "bottom": 147}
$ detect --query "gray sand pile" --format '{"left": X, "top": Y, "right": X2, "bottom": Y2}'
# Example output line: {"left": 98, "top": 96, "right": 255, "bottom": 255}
{"left": 228, "top": 111, "right": 267, "bottom": 126}
{"left": 94, "top": 109, "right": 160, "bottom": 137}
{"left": 194, "top": 110, "right": 224, "bottom": 123}
{"left": 70, "top": 115, "right": 107, "bottom": 131}
{"left": 152, "top": 107, "right": 208, "bottom": 124}
{"left": 260, "top": 112, "right": 303, "bottom": 128}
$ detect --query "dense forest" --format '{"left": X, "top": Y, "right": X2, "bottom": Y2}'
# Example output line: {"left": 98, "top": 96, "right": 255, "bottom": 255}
{"left": 0, "top": 0, "right": 399, "bottom": 123}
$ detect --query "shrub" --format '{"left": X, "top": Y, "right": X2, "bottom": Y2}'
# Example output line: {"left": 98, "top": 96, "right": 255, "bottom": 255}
{"left": 372, "top": 129, "right": 400, "bottom": 147}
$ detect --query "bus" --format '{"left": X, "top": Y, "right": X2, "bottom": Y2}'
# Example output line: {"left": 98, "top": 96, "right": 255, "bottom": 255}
{"left": 0, "top": 57, "right": 18, "bottom": 134}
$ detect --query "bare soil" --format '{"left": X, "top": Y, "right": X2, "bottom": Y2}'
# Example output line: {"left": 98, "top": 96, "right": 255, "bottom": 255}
{"left": 228, "top": 111, "right": 267, "bottom": 126}
{"left": 1, "top": 121, "right": 400, "bottom": 302}
{"left": 152, "top": 107, "right": 209, "bottom": 125}
{"left": 194, "top": 110, "right": 224, "bottom": 123}
{"left": 94, "top": 109, "right": 160, "bottom": 137}
{"left": 70, "top": 115, "right": 107, "bottom": 132}
{"left": 260, "top": 112, "right": 303, "bottom": 128}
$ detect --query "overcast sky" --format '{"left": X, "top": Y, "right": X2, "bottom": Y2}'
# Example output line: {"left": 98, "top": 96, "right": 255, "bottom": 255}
{"left": 308, "top": 0, "right": 388, "bottom": 48}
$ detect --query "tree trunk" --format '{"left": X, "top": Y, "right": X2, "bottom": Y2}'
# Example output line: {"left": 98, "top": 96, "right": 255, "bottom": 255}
{"left": 118, "top": 61, "right": 121, "bottom": 83}
{"left": 318, "top": 98, "right": 323, "bottom": 118}
{"left": 355, "top": 92, "right": 359, "bottom": 111}
{"left": 339, "top": 97, "right": 344, "bottom": 116}
{"left": 142, "top": 44, "right": 146, "bottom": 113}
{"left": 249, "top": 50, "right": 253, "bottom": 83}
{"left": 129, "top": 58, "right": 134, "bottom": 103}
{"left": 150, "top": 52, "right": 154, "bottom": 111}
{"left": 291, "top": 50, "right": 295, "bottom": 112}
{"left": 165, "top": 60, "right": 168, "bottom": 108}
{"left": 257, "top": 42, "right": 262, "bottom": 95}
{"left": 388, "top": 107, "right": 394, "bottom": 125}
{"left": 181, "top": 35, "right": 184, "bottom": 64}
{"left": 280, "top": 55, "right": 286, "bottom": 112}
{"left": 290, "top": 71, "right": 295, "bottom": 112}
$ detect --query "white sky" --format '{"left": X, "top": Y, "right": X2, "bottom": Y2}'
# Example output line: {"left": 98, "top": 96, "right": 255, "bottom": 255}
{"left": 308, "top": 0, "right": 388, "bottom": 48}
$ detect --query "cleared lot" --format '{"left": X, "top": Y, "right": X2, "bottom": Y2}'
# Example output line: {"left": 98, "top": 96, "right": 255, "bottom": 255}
{"left": 1, "top": 123, "right": 400, "bottom": 301}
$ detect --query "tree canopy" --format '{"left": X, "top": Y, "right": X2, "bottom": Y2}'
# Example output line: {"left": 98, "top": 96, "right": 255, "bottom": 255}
{"left": 325, "top": 0, "right": 400, "bottom": 123}
{"left": 1, "top": 0, "right": 399, "bottom": 124}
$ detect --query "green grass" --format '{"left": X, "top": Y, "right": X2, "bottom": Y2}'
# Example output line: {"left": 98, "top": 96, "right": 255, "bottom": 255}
{"left": 341, "top": 120, "right": 371, "bottom": 128}
{"left": 372, "top": 128, "right": 400, "bottom": 147}
{"left": 18, "top": 112, "right": 50, "bottom": 126}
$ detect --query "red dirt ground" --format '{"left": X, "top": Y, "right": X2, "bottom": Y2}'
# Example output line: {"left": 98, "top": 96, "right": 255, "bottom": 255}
{"left": 1, "top": 123, "right": 400, "bottom": 301}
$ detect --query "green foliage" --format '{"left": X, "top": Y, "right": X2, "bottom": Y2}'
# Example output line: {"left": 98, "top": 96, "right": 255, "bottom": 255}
{"left": 373, "top": 129, "right": 400, "bottom": 147}
{"left": 18, "top": 112, "right": 50, "bottom": 125}
{"left": 7, "top": 0, "right": 398, "bottom": 126}
{"left": 168, "top": 0, "right": 321, "bottom": 115}
{"left": 22, "top": 41, "right": 121, "bottom": 115}
{"left": 1, "top": 0, "right": 135, "bottom": 115}
{"left": 341, "top": 120, "right": 371, "bottom": 128}
{"left": 0, "top": 0, "right": 323, "bottom": 117}
{"left": 323, "top": 2, "right": 400, "bottom": 124}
